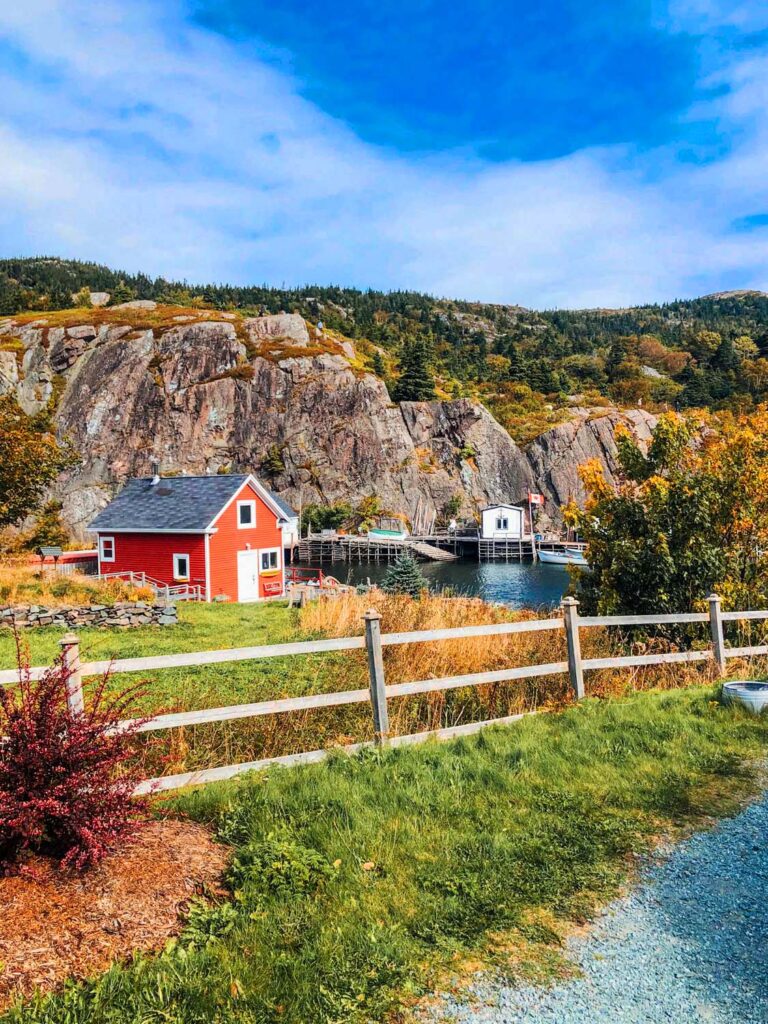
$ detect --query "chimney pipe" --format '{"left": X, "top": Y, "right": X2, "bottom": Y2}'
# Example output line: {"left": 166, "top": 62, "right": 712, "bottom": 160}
{"left": 150, "top": 457, "right": 161, "bottom": 486}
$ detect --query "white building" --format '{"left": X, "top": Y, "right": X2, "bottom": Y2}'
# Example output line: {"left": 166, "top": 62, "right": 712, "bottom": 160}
{"left": 480, "top": 503, "right": 525, "bottom": 540}
{"left": 268, "top": 490, "right": 300, "bottom": 550}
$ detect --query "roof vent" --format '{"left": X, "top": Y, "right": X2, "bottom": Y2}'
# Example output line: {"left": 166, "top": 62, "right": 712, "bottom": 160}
{"left": 149, "top": 457, "right": 161, "bottom": 486}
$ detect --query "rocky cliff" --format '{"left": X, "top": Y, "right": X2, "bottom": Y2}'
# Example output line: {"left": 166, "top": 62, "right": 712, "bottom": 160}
{"left": 0, "top": 304, "right": 655, "bottom": 537}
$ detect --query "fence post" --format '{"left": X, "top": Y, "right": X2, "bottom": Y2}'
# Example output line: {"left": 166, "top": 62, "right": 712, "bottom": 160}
{"left": 59, "top": 632, "right": 84, "bottom": 715}
{"left": 708, "top": 593, "right": 727, "bottom": 675}
{"left": 363, "top": 609, "right": 389, "bottom": 745}
{"left": 561, "top": 596, "right": 585, "bottom": 700}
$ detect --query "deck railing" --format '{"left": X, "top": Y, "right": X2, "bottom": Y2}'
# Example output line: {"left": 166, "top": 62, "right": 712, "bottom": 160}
{"left": 98, "top": 571, "right": 205, "bottom": 601}
{"left": 0, "top": 594, "right": 766, "bottom": 794}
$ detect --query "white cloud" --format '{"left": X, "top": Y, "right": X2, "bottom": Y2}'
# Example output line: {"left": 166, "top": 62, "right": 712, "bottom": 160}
{"left": 0, "top": 0, "right": 767, "bottom": 306}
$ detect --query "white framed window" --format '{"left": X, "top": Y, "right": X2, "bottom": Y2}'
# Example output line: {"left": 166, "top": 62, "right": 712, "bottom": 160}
{"left": 237, "top": 500, "right": 256, "bottom": 528}
{"left": 99, "top": 536, "right": 115, "bottom": 562}
{"left": 496, "top": 517, "right": 509, "bottom": 531}
{"left": 173, "top": 553, "right": 190, "bottom": 580}
{"left": 260, "top": 548, "right": 280, "bottom": 572}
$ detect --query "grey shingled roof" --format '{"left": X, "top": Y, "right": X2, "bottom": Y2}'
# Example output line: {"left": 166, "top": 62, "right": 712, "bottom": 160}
{"left": 89, "top": 475, "right": 255, "bottom": 532}
{"left": 267, "top": 489, "right": 298, "bottom": 519}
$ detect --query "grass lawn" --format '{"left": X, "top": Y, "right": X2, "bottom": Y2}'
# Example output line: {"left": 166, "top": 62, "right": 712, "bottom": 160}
{"left": 6, "top": 686, "right": 768, "bottom": 1024}
{"left": 0, "top": 603, "right": 373, "bottom": 767}
{"left": 0, "top": 601, "right": 302, "bottom": 669}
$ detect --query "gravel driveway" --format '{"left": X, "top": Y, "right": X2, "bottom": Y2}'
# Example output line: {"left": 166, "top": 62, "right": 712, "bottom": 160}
{"left": 432, "top": 795, "right": 768, "bottom": 1024}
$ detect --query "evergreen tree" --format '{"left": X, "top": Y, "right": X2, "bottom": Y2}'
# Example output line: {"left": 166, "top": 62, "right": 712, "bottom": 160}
{"left": 261, "top": 443, "right": 286, "bottom": 478}
{"left": 526, "top": 359, "right": 559, "bottom": 393}
{"left": 371, "top": 350, "right": 386, "bottom": 378}
{"left": 712, "top": 335, "right": 739, "bottom": 373}
{"left": 678, "top": 366, "right": 712, "bottom": 408}
{"left": 109, "top": 280, "right": 136, "bottom": 305}
{"left": 380, "top": 553, "right": 428, "bottom": 598}
{"left": 391, "top": 340, "right": 437, "bottom": 402}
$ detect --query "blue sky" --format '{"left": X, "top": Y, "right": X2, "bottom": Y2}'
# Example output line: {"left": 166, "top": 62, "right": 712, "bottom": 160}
{"left": 0, "top": 1, "right": 768, "bottom": 306}
{"left": 195, "top": 0, "right": 701, "bottom": 160}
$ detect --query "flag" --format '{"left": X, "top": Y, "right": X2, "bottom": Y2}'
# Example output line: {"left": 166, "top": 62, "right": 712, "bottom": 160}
{"left": 527, "top": 492, "right": 544, "bottom": 506}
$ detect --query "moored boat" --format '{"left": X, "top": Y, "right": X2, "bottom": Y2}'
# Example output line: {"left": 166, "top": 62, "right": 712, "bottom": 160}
{"left": 538, "top": 546, "right": 588, "bottom": 567}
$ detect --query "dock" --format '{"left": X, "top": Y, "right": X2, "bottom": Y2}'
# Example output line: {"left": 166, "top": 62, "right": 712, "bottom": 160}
{"left": 296, "top": 532, "right": 584, "bottom": 564}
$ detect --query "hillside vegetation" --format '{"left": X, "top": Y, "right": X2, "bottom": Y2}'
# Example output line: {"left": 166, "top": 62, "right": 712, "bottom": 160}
{"left": 3, "top": 259, "right": 768, "bottom": 431}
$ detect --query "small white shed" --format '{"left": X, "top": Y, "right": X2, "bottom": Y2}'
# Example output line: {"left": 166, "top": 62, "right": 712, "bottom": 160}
{"left": 480, "top": 504, "right": 525, "bottom": 540}
{"left": 268, "top": 490, "right": 300, "bottom": 550}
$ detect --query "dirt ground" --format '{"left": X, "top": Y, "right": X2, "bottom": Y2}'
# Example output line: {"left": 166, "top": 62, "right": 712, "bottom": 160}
{"left": 0, "top": 818, "right": 228, "bottom": 1010}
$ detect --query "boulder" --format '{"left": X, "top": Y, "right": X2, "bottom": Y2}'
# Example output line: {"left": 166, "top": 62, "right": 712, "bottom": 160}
{"left": 67, "top": 325, "right": 97, "bottom": 340}
{"left": 112, "top": 299, "right": 157, "bottom": 310}
{"left": 243, "top": 313, "right": 309, "bottom": 346}
{"left": 50, "top": 335, "right": 87, "bottom": 372}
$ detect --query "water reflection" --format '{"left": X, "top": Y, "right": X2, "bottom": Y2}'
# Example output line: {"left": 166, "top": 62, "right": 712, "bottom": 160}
{"left": 291, "top": 557, "right": 570, "bottom": 609}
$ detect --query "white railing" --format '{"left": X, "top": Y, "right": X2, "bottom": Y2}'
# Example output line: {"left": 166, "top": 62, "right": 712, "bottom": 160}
{"left": 1, "top": 594, "right": 766, "bottom": 794}
{"left": 98, "top": 571, "right": 204, "bottom": 601}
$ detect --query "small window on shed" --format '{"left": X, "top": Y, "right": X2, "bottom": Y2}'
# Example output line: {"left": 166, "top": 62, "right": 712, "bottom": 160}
{"left": 496, "top": 517, "right": 509, "bottom": 531}
{"left": 261, "top": 549, "right": 279, "bottom": 572}
{"left": 238, "top": 500, "right": 256, "bottom": 528}
{"left": 99, "top": 536, "right": 115, "bottom": 562}
{"left": 173, "top": 553, "right": 190, "bottom": 580}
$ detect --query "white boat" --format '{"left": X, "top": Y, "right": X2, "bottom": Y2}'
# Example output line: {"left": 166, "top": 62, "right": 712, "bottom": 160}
{"left": 538, "top": 546, "right": 588, "bottom": 567}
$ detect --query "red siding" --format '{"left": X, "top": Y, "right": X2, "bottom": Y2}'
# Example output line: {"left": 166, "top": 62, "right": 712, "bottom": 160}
{"left": 209, "top": 481, "right": 284, "bottom": 601}
{"left": 98, "top": 532, "right": 206, "bottom": 590}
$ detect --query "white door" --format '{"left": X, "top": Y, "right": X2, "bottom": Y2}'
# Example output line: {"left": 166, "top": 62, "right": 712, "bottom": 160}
{"left": 237, "top": 550, "right": 260, "bottom": 602}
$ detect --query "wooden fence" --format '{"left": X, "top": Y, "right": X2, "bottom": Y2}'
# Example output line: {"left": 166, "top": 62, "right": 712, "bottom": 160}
{"left": 1, "top": 594, "right": 767, "bottom": 795}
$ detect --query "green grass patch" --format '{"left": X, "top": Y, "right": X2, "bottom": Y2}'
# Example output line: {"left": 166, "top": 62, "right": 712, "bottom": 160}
{"left": 0, "top": 602, "right": 300, "bottom": 670}
{"left": 6, "top": 687, "right": 767, "bottom": 1023}
{"left": 0, "top": 603, "right": 372, "bottom": 768}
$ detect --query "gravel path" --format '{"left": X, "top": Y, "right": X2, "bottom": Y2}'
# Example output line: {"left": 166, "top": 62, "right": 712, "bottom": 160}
{"left": 432, "top": 795, "right": 768, "bottom": 1023}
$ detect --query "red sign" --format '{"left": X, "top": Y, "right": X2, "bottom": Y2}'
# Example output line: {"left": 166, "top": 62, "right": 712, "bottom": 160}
{"left": 262, "top": 579, "right": 284, "bottom": 596}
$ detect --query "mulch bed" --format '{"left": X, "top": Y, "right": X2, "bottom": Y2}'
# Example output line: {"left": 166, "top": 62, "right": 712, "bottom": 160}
{"left": 0, "top": 819, "right": 229, "bottom": 1010}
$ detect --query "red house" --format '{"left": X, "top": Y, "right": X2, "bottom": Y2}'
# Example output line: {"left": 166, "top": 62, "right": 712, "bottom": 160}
{"left": 88, "top": 474, "right": 292, "bottom": 602}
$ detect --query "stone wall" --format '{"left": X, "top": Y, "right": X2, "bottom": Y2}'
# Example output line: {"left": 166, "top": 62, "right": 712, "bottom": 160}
{"left": 0, "top": 601, "right": 178, "bottom": 630}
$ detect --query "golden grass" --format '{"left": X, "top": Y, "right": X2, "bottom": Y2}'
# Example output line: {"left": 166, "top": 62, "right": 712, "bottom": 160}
{"left": 298, "top": 590, "right": 754, "bottom": 738}
{"left": 302, "top": 588, "right": 564, "bottom": 681}
{"left": 7, "top": 303, "right": 235, "bottom": 334}
{"left": 0, "top": 561, "right": 154, "bottom": 607}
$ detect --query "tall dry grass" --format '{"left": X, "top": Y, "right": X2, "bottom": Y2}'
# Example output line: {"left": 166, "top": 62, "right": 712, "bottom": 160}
{"left": 118, "top": 590, "right": 768, "bottom": 775}
{"left": 301, "top": 591, "right": 569, "bottom": 739}
{"left": 0, "top": 561, "right": 154, "bottom": 607}
{"left": 299, "top": 589, "right": 763, "bottom": 736}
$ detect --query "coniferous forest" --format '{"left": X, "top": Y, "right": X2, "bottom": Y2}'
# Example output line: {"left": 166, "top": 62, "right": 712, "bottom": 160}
{"left": 3, "top": 257, "right": 768, "bottom": 428}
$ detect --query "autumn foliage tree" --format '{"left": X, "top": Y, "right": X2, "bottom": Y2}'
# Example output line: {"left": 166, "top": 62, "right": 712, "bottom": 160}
{"left": 0, "top": 396, "right": 78, "bottom": 530}
{"left": 568, "top": 409, "right": 768, "bottom": 614}
{"left": 0, "top": 644, "right": 151, "bottom": 869}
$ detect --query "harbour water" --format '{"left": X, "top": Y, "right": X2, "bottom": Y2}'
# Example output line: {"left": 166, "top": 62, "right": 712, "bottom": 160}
{"left": 291, "top": 557, "right": 571, "bottom": 609}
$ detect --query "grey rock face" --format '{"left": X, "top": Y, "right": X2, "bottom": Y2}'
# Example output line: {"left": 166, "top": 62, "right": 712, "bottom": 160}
{"left": 244, "top": 313, "right": 309, "bottom": 345}
{"left": 526, "top": 408, "right": 655, "bottom": 507}
{"left": 0, "top": 350, "right": 19, "bottom": 393}
{"left": 112, "top": 299, "right": 157, "bottom": 310}
{"left": 2, "top": 311, "right": 656, "bottom": 537}
{"left": 66, "top": 324, "right": 97, "bottom": 340}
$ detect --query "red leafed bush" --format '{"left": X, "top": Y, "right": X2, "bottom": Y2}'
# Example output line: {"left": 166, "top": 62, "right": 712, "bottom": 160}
{"left": 0, "top": 638, "right": 153, "bottom": 870}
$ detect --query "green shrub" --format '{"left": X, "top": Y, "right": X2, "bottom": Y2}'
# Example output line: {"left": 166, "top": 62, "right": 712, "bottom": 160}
{"left": 228, "top": 832, "right": 336, "bottom": 901}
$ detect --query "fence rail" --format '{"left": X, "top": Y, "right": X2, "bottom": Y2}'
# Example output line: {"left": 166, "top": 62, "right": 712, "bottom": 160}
{"left": 2, "top": 593, "right": 767, "bottom": 793}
